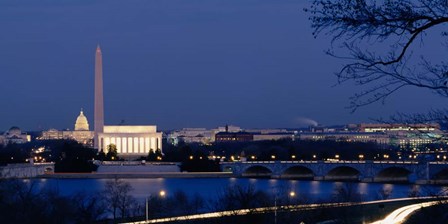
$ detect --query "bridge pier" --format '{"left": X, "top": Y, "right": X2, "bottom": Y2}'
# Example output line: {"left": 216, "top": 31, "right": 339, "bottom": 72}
{"left": 314, "top": 176, "right": 325, "bottom": 181}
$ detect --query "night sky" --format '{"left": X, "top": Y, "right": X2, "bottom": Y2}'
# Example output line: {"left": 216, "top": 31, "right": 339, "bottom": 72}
{"left": 0, "top": 0, "right": 444, "bottom": 131}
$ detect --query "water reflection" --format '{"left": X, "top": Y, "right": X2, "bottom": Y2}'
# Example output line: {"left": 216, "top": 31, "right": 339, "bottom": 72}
{"left": 30, "top": 178, "right": 446, "bottom": 202}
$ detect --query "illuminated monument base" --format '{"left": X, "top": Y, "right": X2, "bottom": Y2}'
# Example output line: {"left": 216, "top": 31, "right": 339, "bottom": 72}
{"left": 98, "top": 125, "right": 162, "bottom": 156}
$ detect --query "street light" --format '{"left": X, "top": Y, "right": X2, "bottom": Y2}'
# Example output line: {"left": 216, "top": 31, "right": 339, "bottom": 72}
{"left": 146, "top": 190, "right": 166, "bottom": 222}
{"left": 272, "top": 190, "right": 296, "bottom": 224}
{"left": 289, "top": 191, "right": 295, "bottom": 197}
{"left": 288, "top": 191, "right": 296, "bottom": 209}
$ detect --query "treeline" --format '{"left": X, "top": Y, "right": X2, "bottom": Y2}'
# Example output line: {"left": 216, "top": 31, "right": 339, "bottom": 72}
{"left": 0, "top": 178, "right": 432, "bottom": 224}
{"left": 161, "top": 139, "right": 396, "bottom": 171}
{"left": 164, "top": 139, "right": 394, "bottom": 161}
{"left": 0, "top": 138, "right": 404, "bottom": 172}
{"left": 0, "top": 140, "right": 97, "bottom": 172}
{"left": 0, "top": 179, "right": 104, "bottom": 224}
{"left": 0, "top": 178, "right": 306, "bottom": 224}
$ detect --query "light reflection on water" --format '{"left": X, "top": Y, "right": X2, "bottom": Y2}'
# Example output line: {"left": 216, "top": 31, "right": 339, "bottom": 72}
{"left": 30, "top": 178, "right": 447, "bottom": 202}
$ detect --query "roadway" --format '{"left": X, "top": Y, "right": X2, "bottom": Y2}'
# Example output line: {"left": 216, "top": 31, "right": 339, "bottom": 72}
{"left": 370, "top": 200, "right": 447, "bottom": 224}
{"left": 123, "top": 197, "right": 445, "bottom": 224}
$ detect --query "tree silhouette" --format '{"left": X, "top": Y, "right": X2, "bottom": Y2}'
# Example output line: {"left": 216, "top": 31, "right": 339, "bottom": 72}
{"left": 106, "top": 144, "right": 118, "bottom": 161}
{"left": 306, "top": 0, "right": 448, "bottom": 118}
{"left": 102, "top": 179, "right": 135, "bottom": 220}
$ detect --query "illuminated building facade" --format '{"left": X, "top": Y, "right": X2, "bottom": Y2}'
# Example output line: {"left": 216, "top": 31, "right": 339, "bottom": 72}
{"left": 299, "top": 132, "right": 390, "bottom": 145}
{"left": 358, "top": 123, "right": 440, "bottom": 132}
{"left": 40, "top": 109, "right": 94, "bottom": 146}
{"left": 215, "top": 132, "right": 254, "bottom": 142}
{"left": 300, "top": 123, "right": 444, "bottom": 149}
{"left": 98, "top": 125, "right": 162, "bottom": 156}
{"left": 168, "top": 127, "right": 296, "bottom": 145}
{"left": 167, "top": 128, "right": 213, "bottom": 145}
{"left": 0, "top": 126, "right": 31, "bottom": 145}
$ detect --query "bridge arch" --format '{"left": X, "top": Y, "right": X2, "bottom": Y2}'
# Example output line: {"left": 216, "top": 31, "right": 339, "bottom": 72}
{"left": 242, "top": 165, "right": 273, "bottom": 177}
{"left": 375, "top": 167, "right": 411, "bottom": 182}
{"left": 325, "top": 166, "right": 360, "bottom": 181}
{"left": 280, "top": 165, "right": 314, "bottom": 179}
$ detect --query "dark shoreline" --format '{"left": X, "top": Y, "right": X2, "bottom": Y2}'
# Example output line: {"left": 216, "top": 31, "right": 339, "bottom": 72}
{"left": 37, "top": 172, "right": 234, "bottom": 179}
{"left": 33, "top": 172, "right": 448, "bottom": 185}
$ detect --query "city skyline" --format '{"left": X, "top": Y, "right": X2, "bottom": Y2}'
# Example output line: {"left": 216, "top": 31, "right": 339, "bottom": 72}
{"left": 0, "top": 0, "right": 445, "bottom": 131}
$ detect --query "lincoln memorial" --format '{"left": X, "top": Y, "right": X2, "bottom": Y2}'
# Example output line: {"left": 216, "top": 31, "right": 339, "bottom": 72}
{"left": 98, "top": 125, "right": 162, "bottom": 156}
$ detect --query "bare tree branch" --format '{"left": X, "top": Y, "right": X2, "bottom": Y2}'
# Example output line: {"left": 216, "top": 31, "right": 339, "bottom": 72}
{"left": 306, "top": 0, "right": 448, "bottom": 112}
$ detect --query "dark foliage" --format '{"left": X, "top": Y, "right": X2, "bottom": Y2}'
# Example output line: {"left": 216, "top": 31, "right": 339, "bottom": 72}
{"left": 102, "top": 179, "right": 135, "bottom": 220}
{"left": 147, "top": 148, "right": 163, "bottom": 161}
{"left": 180, "top": 156, "right": 220, "bottom": 172}
{"left": 52, "top": 140, "right": 98, "bottom": 172}
{"left": 0, "top": 179, "right": 106, "bottom": 224}
{"left": 105, "top": 143, "right": 119, "bottom": 161}
{"left": 214, "top": 184, "right": 270, "bottom": 211}
{"left": 0, "top": 143, "right": 31, "bottom": 165}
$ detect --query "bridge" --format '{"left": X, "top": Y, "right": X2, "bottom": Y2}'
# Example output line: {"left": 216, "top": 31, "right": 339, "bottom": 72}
{"left": 0, "top": 162, "right": 54, "bottom": 178}
{"left": 220, "top": 160, "right": 448, "bottom": 184}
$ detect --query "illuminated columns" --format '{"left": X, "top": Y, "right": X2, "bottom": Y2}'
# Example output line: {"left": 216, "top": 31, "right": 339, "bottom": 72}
{"left": 139, "top": 137, "right": 144, "bottom": 154}
{"left": 116, "top": 137, "right": 121, "bottom": 153}
{"left": 99, "top": 126, "right": 163, "bottom": 156}
{"left": 133, "top": 137, "right": 139, "bottom": 154}
{"left": 104, "top": 137, "right": 110, "bottom": 151}
{"left": 122, "top": 137, "right": 127, "bottom": 153}
{"left": 128, "top": 137, "right": 133, "bottom": 153}
{"left": 151, "top": 137, "right": 156, "bottom": 150}
{"left": 145, "top": 138, "right": 150, "bottom": 152}
{"left": 158, "top": 138, "right": 162, "bottom": 150}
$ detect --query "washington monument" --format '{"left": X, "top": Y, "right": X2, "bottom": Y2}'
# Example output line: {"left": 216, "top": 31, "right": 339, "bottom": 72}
{"left": 94, "top": 45, "right": 104, "bottom": 149}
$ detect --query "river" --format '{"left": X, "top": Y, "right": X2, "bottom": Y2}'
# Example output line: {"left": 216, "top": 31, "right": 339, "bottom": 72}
{"left": 29, "top": 178, "right": 448, "bottom": 202}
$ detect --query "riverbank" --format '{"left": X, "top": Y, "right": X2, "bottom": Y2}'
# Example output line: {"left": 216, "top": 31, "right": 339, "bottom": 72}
{"left": 38, "top": 172, "right": 234, "bottom": 179}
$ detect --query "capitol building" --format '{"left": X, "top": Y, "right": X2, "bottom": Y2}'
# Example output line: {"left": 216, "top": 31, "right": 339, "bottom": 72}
{"left": 40, "top": 109, "right": 94, "bottom": 146}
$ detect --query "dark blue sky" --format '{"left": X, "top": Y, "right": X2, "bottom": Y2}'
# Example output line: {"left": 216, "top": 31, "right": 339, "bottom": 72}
{"left": 0, "top": 0, "right": 444, "bottom": 131}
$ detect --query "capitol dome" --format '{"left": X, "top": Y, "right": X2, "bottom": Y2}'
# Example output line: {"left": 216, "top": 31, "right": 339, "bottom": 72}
{"left": 75, "top": 109, "right": 89, "bottom": 131}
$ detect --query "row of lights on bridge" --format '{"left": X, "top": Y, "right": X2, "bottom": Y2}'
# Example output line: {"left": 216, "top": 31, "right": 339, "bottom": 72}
{"left": 192, "top": 153, "right": 448, "bottom": 162}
